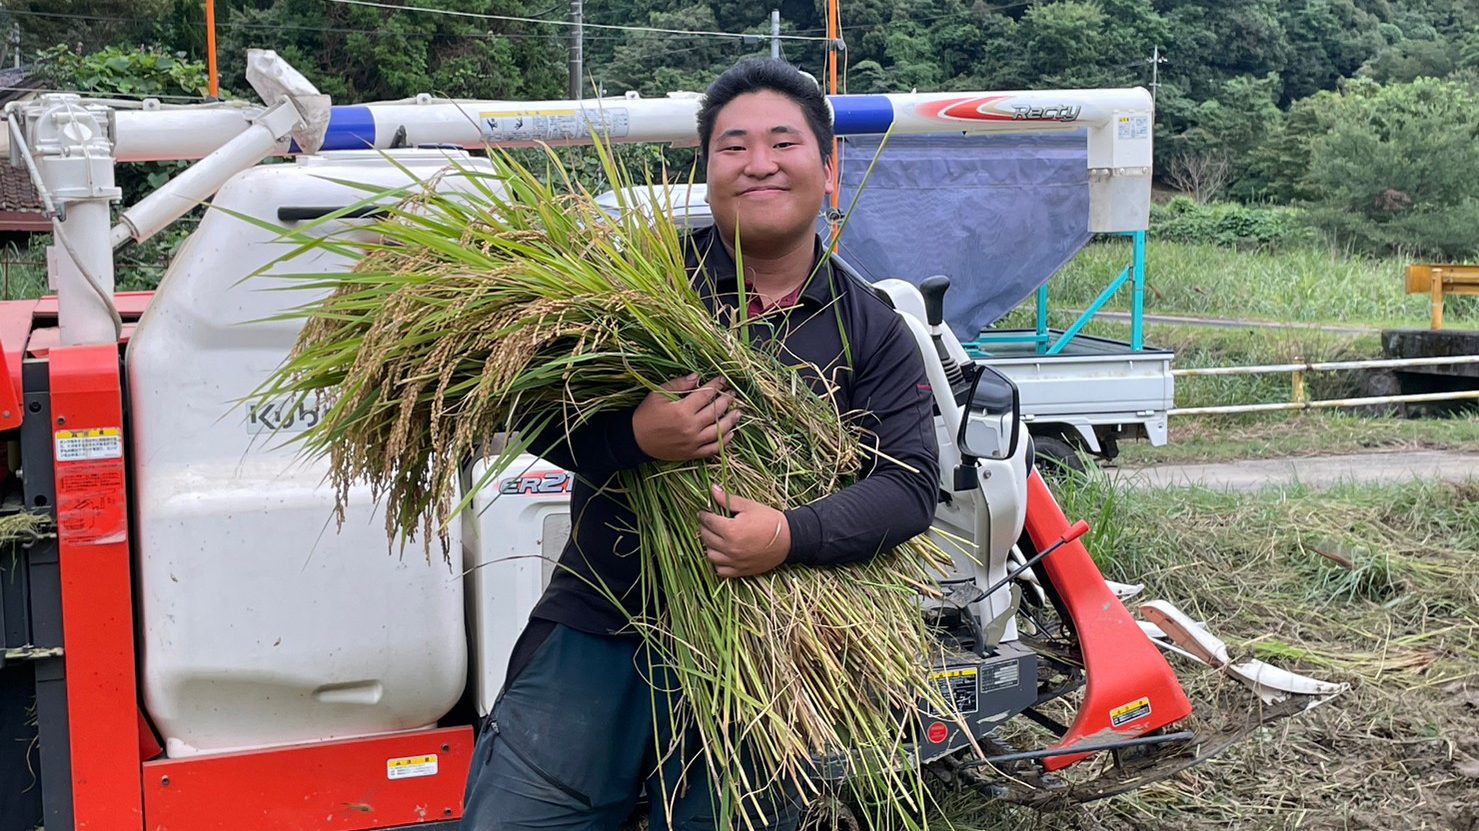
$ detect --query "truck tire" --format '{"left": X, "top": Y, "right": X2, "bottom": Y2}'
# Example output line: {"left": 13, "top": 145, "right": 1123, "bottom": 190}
{"left": 1032, "top": 434, "right": 1086, "bottom": 478}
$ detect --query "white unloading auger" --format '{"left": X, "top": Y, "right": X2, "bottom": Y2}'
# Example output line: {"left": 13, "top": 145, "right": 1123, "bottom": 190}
{"left": 8, "top": 48, "right": 1153, "bottom": 347}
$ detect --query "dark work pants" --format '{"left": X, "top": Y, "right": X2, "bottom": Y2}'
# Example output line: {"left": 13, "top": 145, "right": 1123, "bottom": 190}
{"left": 462, "top": 623, "right": 803, "bottom": 831}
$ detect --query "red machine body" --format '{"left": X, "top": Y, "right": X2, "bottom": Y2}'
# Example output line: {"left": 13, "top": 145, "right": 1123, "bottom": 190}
{"left": 1022, "top": 470, "right": 1193, "bottom": 770}
{"left": 1, "top": 297, "right": 473, "bottom": 831}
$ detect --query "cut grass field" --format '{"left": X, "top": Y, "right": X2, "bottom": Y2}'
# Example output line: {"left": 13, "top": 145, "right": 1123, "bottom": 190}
{"left": 933, "top": 475, "right": 1479, "bottom": 831}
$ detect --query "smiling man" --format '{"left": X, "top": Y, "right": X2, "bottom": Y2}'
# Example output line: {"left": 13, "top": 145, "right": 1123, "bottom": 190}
{"left": 462, "top": 59, "right": 939, "bottom": 830}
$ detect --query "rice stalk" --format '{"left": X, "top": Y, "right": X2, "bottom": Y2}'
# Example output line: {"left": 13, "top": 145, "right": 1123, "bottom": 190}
{"left": 0, "top": 511, "right": 50, "bottom": 545}
{"left": 255, "top": 144, "right": 962, "bottom": 830}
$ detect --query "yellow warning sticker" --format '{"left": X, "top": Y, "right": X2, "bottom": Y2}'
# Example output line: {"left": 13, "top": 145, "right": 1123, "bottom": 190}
{"left": 1110, "top": 696, "right": 1152, "bottom": 728}
{"left": 927, "top": 668, "right": 977, "bottom": 681}
{"left": 387, "top": 753, "right": 438, "bottom": 781}
{"left": 55, "top": 427, "right": 123, "bottom": 462}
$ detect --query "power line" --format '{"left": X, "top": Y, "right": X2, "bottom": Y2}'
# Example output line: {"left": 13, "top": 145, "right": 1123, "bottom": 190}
{"left": 3, "top": 7, "right": 631, "bottom": 42}
{"left": 327, "top": 0, "right": 830, "bottom": 42}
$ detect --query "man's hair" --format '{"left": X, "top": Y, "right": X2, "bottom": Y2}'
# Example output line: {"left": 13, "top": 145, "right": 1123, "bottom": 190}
{"left": 696, "top": 58, "right": 834, "bottom": 167}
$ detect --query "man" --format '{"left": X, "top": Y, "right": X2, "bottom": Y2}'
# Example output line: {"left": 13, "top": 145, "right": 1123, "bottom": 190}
{"left": 463, "top": 58, "right": 939, "bottom": 830}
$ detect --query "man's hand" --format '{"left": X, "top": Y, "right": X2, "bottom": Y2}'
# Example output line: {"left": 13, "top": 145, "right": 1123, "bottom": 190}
{"left": 698, "top": 484, "right": 791, "bottom": 579}
{"left": 633, "top": 374, "right": 741, "bottom": 462}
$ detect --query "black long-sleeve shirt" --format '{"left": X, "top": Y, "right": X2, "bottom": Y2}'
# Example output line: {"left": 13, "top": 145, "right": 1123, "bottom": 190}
{"left": 525, "top": 224, "right": 939, "bottom": 637}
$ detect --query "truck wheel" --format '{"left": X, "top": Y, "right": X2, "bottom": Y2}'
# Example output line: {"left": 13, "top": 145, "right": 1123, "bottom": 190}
{"left": 1032, "top": 435, "right": 1086, "bottom": 478}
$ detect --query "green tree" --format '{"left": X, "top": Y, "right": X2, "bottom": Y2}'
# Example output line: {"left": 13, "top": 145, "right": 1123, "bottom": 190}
{"left": 10, "top": 0, "right": 172, "bottom": 55}
{"left": 32, "top": 43, "right": 208, "bottom": 99}
{"left": 1166, "top": 72, "right": 1285, "bottom": 199}
{"left": 1278, "top": 0, "right": 1387, "bottom": 101}
{"left": 207, "top": 0, "right": 566, "bottom": 101}
{"left": 1300, "top": 77, "right": 1479, "bottom": 258}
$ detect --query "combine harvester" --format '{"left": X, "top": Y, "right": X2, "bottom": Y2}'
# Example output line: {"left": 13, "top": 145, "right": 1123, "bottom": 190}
{"left": 0, "top": 51, "right": 1341, "bottom": 830}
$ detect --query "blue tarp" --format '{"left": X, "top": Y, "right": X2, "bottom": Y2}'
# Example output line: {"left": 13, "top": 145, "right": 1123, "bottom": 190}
{"left": 823, "top": 132, "right": 1092, "bottom": 341}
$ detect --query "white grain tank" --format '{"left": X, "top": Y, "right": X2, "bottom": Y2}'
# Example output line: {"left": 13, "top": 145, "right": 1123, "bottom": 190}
{"left": 127, "top": 150, "right": 485, "bottom": 757}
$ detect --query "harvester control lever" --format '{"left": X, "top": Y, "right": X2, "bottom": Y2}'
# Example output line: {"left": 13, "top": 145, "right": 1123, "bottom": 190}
{"left": 980, "top": 520, "right": 1090, "bottom": 599}
{"left": 918, "top": 275, "right": 974, "bottom": 398}
{"left": 919, "top": 275, "right": 949, "bottom": 327}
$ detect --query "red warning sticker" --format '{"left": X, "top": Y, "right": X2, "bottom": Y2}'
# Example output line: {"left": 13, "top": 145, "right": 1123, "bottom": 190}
{"left": 926, "top": 722, "right": 949, "bottom": 744}
{"left": 55, "top": 447, "right": 127, "bottom": 546}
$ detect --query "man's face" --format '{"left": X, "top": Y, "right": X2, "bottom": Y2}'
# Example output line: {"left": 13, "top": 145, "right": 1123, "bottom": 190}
{"left": 705, "top": 90, "right": 834, "bottom": 254}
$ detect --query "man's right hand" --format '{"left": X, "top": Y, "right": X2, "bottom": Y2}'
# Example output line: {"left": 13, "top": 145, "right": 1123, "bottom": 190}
{"left": 632, "top": 374, "right": 741, "bottom": 462}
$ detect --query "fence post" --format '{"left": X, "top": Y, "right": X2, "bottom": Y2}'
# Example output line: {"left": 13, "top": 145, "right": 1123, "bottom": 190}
{"left": 1430, "top": 268, "right": 1445, "bottom": 330}
{"left": 1291, "top": 357, "right": 1306, "bottom": 406}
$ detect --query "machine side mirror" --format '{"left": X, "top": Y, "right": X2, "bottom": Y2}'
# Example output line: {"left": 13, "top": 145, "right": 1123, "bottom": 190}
{"left": 957, "top": 365, "right": 1020, "bottom": 461}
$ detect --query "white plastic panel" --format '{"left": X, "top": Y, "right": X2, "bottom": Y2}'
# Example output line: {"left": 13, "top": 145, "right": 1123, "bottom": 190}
{"left": 462, "top": 459, "right": 572, "bottom": 716}
{"left": 128, "top": 150, "right": 485, "bottom": 756}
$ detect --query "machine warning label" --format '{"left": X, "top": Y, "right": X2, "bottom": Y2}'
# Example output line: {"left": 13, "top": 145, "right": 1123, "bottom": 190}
{"left": 1117, "top": 114, "right": 1150, "bottom": 140}
{"left": 1110, "top": 697, "right": 1152, "bottom": 728}
{"left": 387, "top": 754, "right": 439, "bottom": 780}
{"left": 55, "top": 427, "right": 123, "bottom": 462}
{"left": 928, "top": 667, "right": 979, "bottom": 715}
{"left": 56, "top": 462, "right": 126, "bottom": 545}
{"left": 481, "top": 108, "right": 630, "bottom": 143}
{"left": 980, "top": 660, "right": 1020, "bottom": 694}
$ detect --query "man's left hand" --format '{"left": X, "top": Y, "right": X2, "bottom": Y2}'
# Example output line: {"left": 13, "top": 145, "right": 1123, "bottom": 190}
{"left": 698, "top": 484, "right": 791, "bottom": 579}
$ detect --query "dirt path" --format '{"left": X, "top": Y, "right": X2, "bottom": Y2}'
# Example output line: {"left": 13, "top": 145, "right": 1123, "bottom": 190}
{"left": 1117, "top": 449, "right": 1479, "bottom": 490}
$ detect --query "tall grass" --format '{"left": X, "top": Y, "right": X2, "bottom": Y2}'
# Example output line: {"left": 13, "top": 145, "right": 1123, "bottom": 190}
{"left": 1042, "top": 238, "right": 1468, "bottom": 327}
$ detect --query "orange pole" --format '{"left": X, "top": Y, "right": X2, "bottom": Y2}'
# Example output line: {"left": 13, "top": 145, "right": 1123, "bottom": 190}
{"left": 826, "top": 0, "right": 840, "bottom": 238}
{"left": 205, "top": 0, "right": 219, "bottom": 98}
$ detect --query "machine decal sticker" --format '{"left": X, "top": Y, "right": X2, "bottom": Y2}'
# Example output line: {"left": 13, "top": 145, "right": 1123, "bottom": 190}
{"left": 1117, "top": 114, "right": 1150, "bottom": 140}
{"left": 56, "top": 462, "right": 126, "bottom": 545}
{"left": 918, "top": 96, "right": 1081, "bottom": 123}
{"left": 980, "top": 659, "right": 1020, "bottom": 694}
{"left": 499, "top": 470, "right": 576, "bottom": 496}
{"left": 55, "top": 427, "right": 122, "bottom": 461}
{"left": 925, "top": 722, "right": 949, "bottom": 744}
{"left": 928, "top": 667, "right": 980, "bottom": 715}
{"left": 1110, "top": 696, "right": 1152, "bottom": 728}
{"left": 247, "top": 398, "right": 321, "bottom": 433}
{"left": 480, "top": 108, "right": 630, "bottom": 143}
{"left": 387, "top": 753, "right": 439, "bottom": 780}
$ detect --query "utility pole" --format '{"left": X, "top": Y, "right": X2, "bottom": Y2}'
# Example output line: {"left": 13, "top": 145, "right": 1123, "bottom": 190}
{"left": 770, "top": 10, "right": 780, "bottom": 60}
{"left": 1146, "top": 45, "right": 1167, "bottom": 104}
{"left": 569, "top": 0, "right": 583, "bottom": 99}
{"left": 205, "top": 0, "right": 219, "bottom": 97}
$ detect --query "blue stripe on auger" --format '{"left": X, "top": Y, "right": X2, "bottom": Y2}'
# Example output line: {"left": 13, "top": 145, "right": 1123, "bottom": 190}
{"left": 829, "top": 96, "right": 895, "bottom": 135}
{"left": 320, "top": 106, "right": 376, "bottom": 151}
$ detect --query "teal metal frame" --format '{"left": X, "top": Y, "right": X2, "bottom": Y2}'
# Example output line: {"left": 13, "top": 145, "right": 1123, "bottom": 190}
{"left": 969, "top": 230, "right": 1146, "bottom": 357}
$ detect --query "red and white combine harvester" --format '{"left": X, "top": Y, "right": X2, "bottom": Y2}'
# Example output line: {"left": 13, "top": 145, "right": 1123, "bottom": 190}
{"left": 0, "top": 51, "right": 1341, "bottom": 831}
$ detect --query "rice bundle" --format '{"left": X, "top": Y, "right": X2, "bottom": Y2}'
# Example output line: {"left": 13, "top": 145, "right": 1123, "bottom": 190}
{"left": 258, "top": 146, "right": 958, "bottom": 829}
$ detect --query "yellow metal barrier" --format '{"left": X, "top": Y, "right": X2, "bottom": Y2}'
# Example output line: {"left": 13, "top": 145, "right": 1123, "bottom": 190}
{"left": 1406, "top": 263, "right": 1479, "bottom": 329}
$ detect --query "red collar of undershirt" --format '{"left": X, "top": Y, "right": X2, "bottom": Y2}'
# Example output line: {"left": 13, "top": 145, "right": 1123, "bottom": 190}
{"left": 743, "top": 281, "right": 805, "bottom": 317}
